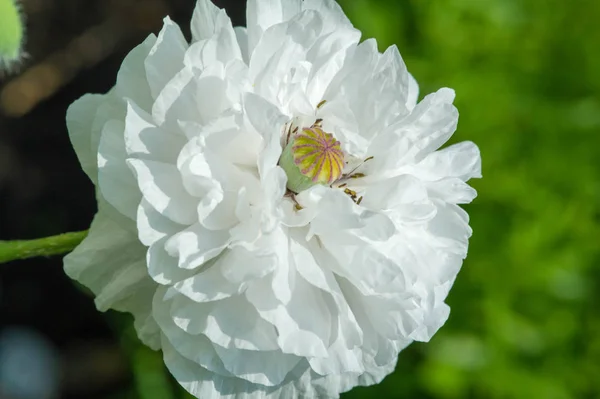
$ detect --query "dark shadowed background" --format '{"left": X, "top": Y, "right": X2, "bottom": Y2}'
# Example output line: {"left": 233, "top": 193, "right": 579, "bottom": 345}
{"left": 1, "top": 0, "right": 599, "bottom": 398}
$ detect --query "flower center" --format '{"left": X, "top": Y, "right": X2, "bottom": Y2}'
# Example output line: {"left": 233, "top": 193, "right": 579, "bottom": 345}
{"left": 279, "top": 125, "right": 344, "bottom": 193}
{"left": 293, "top": 127, "right": 344, "bottom": 183}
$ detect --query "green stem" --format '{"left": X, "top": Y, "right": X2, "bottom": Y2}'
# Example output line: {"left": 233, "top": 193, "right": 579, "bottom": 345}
{"left": 0, "top": 231, "right": 88, "bottom": 263}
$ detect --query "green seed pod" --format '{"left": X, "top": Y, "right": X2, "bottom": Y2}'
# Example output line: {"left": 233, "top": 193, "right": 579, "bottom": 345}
{"left": 279, "top": 127, "right": 344, "bottom": 193}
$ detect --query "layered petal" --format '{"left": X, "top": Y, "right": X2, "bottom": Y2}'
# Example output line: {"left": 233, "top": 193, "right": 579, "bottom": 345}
{"left": 64, "top": 211, "right": 160, "bottom": 349}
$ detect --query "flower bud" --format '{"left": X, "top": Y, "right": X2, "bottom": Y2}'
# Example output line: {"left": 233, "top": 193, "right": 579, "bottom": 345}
{"left": 0, "top": 0, "right": 25, "bottom": 72}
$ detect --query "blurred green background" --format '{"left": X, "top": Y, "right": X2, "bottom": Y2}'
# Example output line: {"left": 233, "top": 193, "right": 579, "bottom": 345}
{"left": 0, "top": 0, "right": 598, "bottom": 398}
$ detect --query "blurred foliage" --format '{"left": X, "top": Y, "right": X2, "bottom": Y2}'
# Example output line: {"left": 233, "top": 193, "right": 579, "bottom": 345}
{"left": 337, "top": 0, "right": 600, "bottom": 398}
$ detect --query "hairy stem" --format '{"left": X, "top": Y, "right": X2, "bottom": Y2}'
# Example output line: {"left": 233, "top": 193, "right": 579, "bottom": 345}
{"left": 0, "top": 231, "right": 88, "bottom": 263}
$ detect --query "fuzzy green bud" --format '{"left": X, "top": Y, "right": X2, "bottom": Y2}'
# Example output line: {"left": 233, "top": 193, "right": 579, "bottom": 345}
{"left": 0, "top": 0, "right": 25, "bottom": 70}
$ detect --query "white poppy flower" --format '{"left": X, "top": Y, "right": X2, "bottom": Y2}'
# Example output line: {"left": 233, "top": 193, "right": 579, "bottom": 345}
{"left": 64, "top": 0, "right": 481, "bottom": 397}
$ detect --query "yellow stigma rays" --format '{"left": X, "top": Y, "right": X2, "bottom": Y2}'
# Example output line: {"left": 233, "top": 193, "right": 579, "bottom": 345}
{"left": 292, "top": 127, "right": 344, "bottom": 185}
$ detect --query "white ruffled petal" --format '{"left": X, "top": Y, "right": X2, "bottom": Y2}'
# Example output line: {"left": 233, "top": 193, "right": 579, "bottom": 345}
{"left": 414, "top": 141, "right": 482, "bottom": 181}
{"left": 302, "top": 0, "right": 354, "bottom": 29}
{"left": 64, "top": 211, "right": 160, "bottom": 349}
{"left": 308, "top": 188, "right": 395, "bottom": 242}
{"left": 366, "top": 87, "right": 459, "bottom": 176}
{"left": 404, "top": 88, "right": 459, "bottom": 162}
{"left": 305, "top": 28, "right": 360, "bottom": 107}
{"left": 167, "top": 258, "right": 251, "bottom": 304}
{"left": 189, "top": 10, "right": 242, "bottom": 66}
{"left": 407, "top": 281, "right": 452, "bottom": 342}
{"left": 154, "top": 289, "right": 234, "bottom": 375}
{"left": 147, "top": 237, "right": 194, "bottom": 285}
{"left": 216, "top": 246, "right": 275, "bottom": 284}
{"left": 124, "top": 100, "right": 186, "bottom": 163}
{"left": 145, "top": 17, "right": 188, "bottom": 100}
{"left": 212, "top": 344, "right": 300, "bottom": 386}
{"left": 290, "top": 237, "right": 365, "bottom": 376}
{"left": 97, "top": 120, "right": 141, "bottom": 220}
{"left": 158, "top": 291, "right": 299, "bottom": 388}
{"left": 427, "top": 200, "right": 472, "bottom": 255}
{"left": 362, "top": 174, "right": 428, "bottom": 211}
{"left": 244, "top": 93, "right": 288, "bottom": 177}
{"left": 169, "top": 294, "right": 280, "bottom": 352}
{"left": 137, "top": 198, "right": 185, "bottom": 247}
{"left": 127, "top": 158, "right": 198, "bottom": 225}
{"left": 406, "top": 73, "right": 420, "bottom": 111}
{"left": 246, "top": 0, "right": 302, "bottom": 56}
{"left": 323, "top": 39, "right": 380, "bottom": 120}
{"left": 234, "top": 27, "right": 250, "bottom": 64}
{"left": 64, "top": 212, "right": 142, "bottom": 295}
{"left": 94, "top": 258, "right": 148, "bottom": 312}
{"left": 66, "top": 94, "right": 105, "bottom": 182}
{"left": 165, "top": 223, "right": 231, "bottom": 270}
{"left": 115, "top": 35, "right": 156, "bottom": 112}
{"left": 191, "top": 0, "right": 223, "bottom": 42}
{"left": 162, "top": 338, "right": 301, "bottom": 399}
{"left": 249, "top": 11, "right": 324, "bottom": 106}
{"left": 426, "top": 178, "right": 478, "bottom": 204}
{"left": 246, "top": 274, "right": 332, "bottom": 359}
{"left": 151, "top": 68, "right": 198, "bottom": 127}
{"left": 176, "top": 141, "right": 227, "bottom": 225}
{"left": 315, "top": 236, "right": 405, "bottom": 297}
{"left": 339, "top": 278, "right": 415, "bottom": 342}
